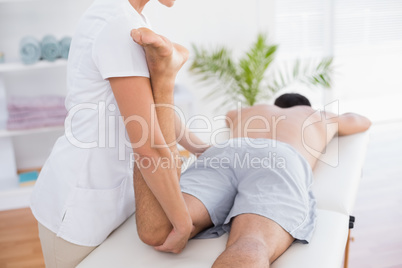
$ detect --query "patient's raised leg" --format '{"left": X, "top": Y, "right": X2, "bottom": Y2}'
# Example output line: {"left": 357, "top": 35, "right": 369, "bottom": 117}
{"left": 131, "top": 27, "right": 188, "bottom": 246}
{"left": 212, "top": 214, "right": 294, "bottom": 268}
{"left": 131, "top": 27, "right": 189, "bottom": 85}
{"left": 130, "top": 28, "right": 212, "bottom": 246}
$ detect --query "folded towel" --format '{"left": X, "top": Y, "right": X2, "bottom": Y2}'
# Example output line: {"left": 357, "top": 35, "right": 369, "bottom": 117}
{"left": 19, "top": 171, "right": 39, "bottom": 187}
{"left": 59, "top": 37, "right": 72, "bottom": 59}
{"left": 6, "top": 95, "right": 67, "bottom": 130}
{"left": 20, "top": 36, "right": 42, "bottom": 65}
{"left": 7, "top": 115, "right": 66, "bottom": 130}
{"left": 8, "top": 109, "right": 67, "bottom": 122}
{"left": 41, "top": 35, "right": 61, "bottom": 62}
{"left": 7, "top": 95, "right": 65, "bottom": 111}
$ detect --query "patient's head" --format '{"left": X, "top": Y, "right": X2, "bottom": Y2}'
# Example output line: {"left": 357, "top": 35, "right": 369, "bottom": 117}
{"left": 274, "top": 93, "right": 311, "bottom": 108}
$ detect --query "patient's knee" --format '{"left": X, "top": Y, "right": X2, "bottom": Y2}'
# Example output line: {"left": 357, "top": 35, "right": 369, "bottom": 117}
{"left": 236, "top": 237, "right": 270, "bottom": 259}
{"left": 213, "top": 237, "right": 270, "bottom": 267}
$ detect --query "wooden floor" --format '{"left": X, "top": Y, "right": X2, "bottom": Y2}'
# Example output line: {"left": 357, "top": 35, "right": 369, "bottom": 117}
{"left": 0, "top": 208, "right": 45, "bottom": 268}
{"left": 0, "top": 121, "right": 401, "bottom": 268}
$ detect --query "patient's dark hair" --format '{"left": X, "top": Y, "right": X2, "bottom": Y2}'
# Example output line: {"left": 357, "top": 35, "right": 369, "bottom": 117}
{"left": 274, "top": 93, "right": 311, "bottom": 108}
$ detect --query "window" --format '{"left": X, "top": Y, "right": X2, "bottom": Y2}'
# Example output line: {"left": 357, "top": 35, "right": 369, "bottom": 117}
{"left": 275, "top": 0, "right": 402, "bottom": 122}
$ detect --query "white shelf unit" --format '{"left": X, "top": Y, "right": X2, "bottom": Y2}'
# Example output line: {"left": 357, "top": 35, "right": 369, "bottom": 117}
{"left": 0, "top": 125, "right": 64, "bottom": 138}
{"left": 0, "top": 186, "right": 34, "bottom": 211}
{"left": 0, "top": 60, "right": 67, "bottom": 211}
{"left": 0, "top": 0, "right": 35, "bottom": 2}
{"left": 0, "top": 59, "right": 67, "bottom": 73}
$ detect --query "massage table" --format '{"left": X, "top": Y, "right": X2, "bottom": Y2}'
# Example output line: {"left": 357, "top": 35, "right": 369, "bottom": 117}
{"left": 78, "top": 131, "right": 370, "bottom": 268}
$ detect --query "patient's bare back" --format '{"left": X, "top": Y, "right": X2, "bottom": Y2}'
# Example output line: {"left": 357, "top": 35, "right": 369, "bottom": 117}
{"left": 226, "top": 104, "right": 337, "bottom": 168}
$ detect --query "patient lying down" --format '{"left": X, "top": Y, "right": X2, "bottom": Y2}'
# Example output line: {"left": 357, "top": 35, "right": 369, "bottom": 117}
{"left": 130, "top": 28, "right": 371, "bottom": 267}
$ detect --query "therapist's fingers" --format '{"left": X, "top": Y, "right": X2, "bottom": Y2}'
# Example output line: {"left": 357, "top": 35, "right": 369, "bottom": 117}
{"left": 154, "top": 228, "right": 189, "bottom": 254}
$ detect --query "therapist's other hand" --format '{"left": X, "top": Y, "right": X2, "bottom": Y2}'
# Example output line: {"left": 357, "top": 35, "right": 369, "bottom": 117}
{"left": 154, "top": 224, "right": 194, "bottom": 254}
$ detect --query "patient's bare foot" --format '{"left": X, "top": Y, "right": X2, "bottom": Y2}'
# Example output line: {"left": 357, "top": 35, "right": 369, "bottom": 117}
{"left": 131, "top": 28, "right": 188, "bottom": 80}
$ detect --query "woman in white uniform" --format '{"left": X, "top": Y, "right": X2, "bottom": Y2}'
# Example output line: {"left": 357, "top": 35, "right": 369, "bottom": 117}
{"left": 30, "top": 0, "right": 206, "bottom": 266}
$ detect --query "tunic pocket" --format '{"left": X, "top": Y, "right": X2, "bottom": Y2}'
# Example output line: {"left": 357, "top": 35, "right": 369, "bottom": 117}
{"left": 57, "top": 178, "right": 129, "bottom": 247}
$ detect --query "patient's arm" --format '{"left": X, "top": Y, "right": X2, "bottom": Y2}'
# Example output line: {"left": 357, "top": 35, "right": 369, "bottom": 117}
{"left": 175, "top": 113, "right": 210, "bottom": 156}
{"left": 328, "top": 112, "right": 372, "bottom": 136}
{"left": 225, "top": 109, "right": 237, "bottom": 129}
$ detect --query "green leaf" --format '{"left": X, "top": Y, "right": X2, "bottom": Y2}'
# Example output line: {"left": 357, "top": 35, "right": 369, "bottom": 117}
{"left": 267, "top": 57, "right": 334, "bottom": 93}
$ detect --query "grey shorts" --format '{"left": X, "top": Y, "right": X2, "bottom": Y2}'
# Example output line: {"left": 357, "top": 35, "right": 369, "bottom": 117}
{"left": 180, "top": 138, "right": 317, "bottom": 243}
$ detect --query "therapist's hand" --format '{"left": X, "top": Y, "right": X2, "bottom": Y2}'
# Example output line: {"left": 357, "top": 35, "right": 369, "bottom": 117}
{"left": 154, "top": 225, "right": 194, "bottom": 254}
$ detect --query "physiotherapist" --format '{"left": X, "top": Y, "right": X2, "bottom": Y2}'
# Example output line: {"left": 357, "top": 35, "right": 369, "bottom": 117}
{"left": 30, "top": 0, "right": 207, "bottom": 267}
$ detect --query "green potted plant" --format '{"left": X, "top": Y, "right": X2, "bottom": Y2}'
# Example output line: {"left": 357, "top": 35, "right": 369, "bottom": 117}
{"left": 190, "top": 34, "right": 333, "bottom": 109}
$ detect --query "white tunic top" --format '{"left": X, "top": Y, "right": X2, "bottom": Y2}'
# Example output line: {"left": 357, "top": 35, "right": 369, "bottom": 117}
{"left": 30, "top": 0, "right": 151, "bottom": 247}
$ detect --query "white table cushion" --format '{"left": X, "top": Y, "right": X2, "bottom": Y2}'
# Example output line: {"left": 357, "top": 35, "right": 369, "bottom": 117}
{"left": 312, "top": 131, "right": 370, "bottom": 215}
{"left": 271, "top": 210, "right": 348, "bottom": 268}
{"left": 78, "top": 209, "right": 348, "bottom": 268}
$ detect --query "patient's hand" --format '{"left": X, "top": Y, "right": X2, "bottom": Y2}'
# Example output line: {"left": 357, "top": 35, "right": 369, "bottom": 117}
{"left": 194, "top": 144, "right": 211, "bottom": 158}
{"left": 154, "top": 225, "right": 195, "bottom": 254}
